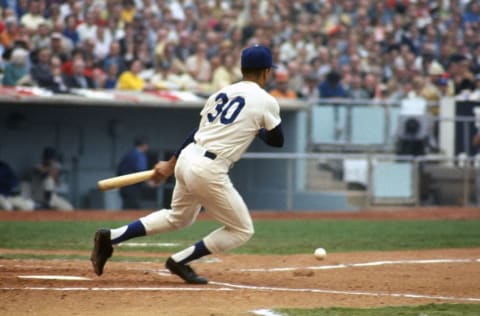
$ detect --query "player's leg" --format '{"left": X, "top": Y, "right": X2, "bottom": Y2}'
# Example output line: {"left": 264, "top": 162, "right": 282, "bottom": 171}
{"left": 165, "top": 174, "right": 253, "bottom": 284}
{"left": 201, "top": 179, "right": 254, "bottom": 254}
{"left": 90, "top": 174, "right": 202, "bottom": 276}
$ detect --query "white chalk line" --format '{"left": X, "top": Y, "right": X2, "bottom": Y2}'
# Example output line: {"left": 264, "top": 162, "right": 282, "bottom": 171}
{"left": 2, "top": 282, "right": 480, "bottom": 303}
{"left": 119, "top": 242, "right": 180, "bottom": 247}
{"left": 235, "top": 258, "right": 480, "bottom": 272}
{"left": 251, "top": 309, "right": 284, "bottom": 316}
{"left": 210, "top": 281, "right": 480, "bottom": 303}
{"left": 2, "top": 286, "right": 233, "bottom": 292}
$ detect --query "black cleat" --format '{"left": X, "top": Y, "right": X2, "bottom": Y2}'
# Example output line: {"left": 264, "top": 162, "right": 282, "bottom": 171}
{"left": 90, "top": 229, "right": 113, "bottom": 276}
{"left": 165, "top": 257, "right": 208, "bottom": 284}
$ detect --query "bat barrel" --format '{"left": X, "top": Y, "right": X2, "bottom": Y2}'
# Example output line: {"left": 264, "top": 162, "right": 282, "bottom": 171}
{"left": 97, "top": 170, "right": 155, "bottom": 191}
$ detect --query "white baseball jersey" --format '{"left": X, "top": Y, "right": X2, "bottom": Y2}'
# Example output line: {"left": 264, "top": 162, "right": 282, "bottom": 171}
{"left": 194, "top": 81, "right": 281, "bottom": 162}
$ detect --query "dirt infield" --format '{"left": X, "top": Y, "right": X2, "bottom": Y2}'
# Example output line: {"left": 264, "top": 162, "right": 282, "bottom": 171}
{"left": 1, "top": 208, "right": 480, "bottom": 316}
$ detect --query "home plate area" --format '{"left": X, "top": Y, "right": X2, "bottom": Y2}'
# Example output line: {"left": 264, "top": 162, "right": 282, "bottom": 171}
{"left": 1, "top": 248, "right": 479, "bottom": 315}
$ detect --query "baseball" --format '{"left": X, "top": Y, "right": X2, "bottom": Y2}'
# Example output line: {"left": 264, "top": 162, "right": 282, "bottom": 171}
{"left": 314, "top": 247, "right": 327, "bottom": 260}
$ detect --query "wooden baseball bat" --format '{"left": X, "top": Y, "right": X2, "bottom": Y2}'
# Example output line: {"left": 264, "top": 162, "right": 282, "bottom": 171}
{"left": 97, "top": 170, "right": 156, "bottom": 191}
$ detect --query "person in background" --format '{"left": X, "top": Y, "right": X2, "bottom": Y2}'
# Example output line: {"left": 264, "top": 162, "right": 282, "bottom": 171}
{"left": 269, "top": 71, "right": 297, "bottom": 100}
{"left": 0, "top": 160, "right": 34, "bottom": 211}
{"left": 2, "top": 47, "right": 29, "bottom": 86}
{"left": 103, "top": 62, "right": 119, "bottom": 89}
{"left": 30, "top": 147, "right": 74, "bottom": 211}
{"left": 63, "top": 56, "right": 95, "bottom": 89}
{"left": 116, "top": 59, "right": 150, "bottom": 90}
{"left": 117, "top": 137, "right": 150, "bottom": 209}
{"left": 318, "top": 70, "right": 348, "bottom": 98}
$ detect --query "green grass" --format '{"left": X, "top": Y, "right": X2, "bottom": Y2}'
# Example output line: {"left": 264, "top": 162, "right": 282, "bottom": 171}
{"left": 0, "top": 219, "right": 479, "bottom": 254}
{"left": 277, "top": 303, "right": 480, "bottom": 315}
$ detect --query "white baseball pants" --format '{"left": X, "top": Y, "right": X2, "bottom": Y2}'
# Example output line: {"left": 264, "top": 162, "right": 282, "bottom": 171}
{"left": 140, "top": 143, "right": 254, "bottom": 253}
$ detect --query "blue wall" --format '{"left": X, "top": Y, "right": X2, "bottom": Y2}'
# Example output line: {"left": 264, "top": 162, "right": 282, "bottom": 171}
{"left": 1, "top": 101, "right": 332, "bottom": 210}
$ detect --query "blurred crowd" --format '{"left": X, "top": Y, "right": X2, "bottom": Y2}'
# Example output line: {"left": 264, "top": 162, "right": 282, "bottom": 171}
{"left": 0, "top": 0, "right": 480, "bottom": 104}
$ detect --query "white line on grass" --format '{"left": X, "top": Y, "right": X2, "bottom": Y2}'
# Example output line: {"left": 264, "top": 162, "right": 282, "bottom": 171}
{"left": 251, "top": 309, "right": 285, "bottom": 316}
{"left": 235, "top": 258, "right": 480, "bottom": 272}
{"left": 119, "top": 242, "right": 180, "bottom": 247}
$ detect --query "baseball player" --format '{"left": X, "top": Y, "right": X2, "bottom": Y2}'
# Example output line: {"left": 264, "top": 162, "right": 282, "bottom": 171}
{"left": 90, "top": 45, "right": 284, "bottom": 284}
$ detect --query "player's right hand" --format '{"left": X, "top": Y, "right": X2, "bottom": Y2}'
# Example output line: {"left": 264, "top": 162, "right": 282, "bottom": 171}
{"left": 152, "top": 156, "right": 177, "bottom": 184}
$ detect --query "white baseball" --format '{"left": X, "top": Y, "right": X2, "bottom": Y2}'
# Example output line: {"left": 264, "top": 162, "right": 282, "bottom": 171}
{"left": 314, "top": 247, "right": 327, "bottom": 260}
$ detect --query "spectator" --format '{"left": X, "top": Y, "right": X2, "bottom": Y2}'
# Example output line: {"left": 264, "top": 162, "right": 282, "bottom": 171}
{"left": 210, "top": 54, "right": 241, "bottom": 92}
{"left": 173, "top": 31, "right": 194, "bottom": 63}
{"left": 20, "top": 0, "right": 46, "bottom": 32}
{"left": 30, "top": 21, "right": 52, "bottom": 51}
{"left": 348, "top": 74, "right": 369, "bottom": 99}
{"left": 185, "top": 42, "right": 211, "bottom": 83}
{"left": 318, "top": 71, "right": 348, "bottom": 98}
{"left": 116, "top": 137, "right": 150, "bottom": 209}
{"left": 63, "top": 14, "right": 80, "bottom": 47}
{"left": 116, "top": 59, "right": 149, "bottom": 91}
{"left": 49, "top": 32, "right": 73, "bottom": 62}
{"left": 2, "top": 47, "right": 29, "bottom": 86}
{"left": 300, "top": 71, "right": 320, "bottom": 101}
{"left": 0, "top": 16, "right": 18, "bottom": 50}
{"left": 76, "top": 10, "right": 98, "bottom": 43}
{"left": 269, "top": 71, "right": 298, "bottom": 100}
{"left": 29, "top": 147, "right": 74, "bottom": 211}
{"left": 103, "top": 62, "right": 119, "bottom": 89}
{"left": 0, "top": 160, "right": 34, "bottom": 211}
{"left": 92, "top": 24, "right": 112, "bottom": 62}
{"left": 103, "top": 41, "right": 127, "bottom": 76}
{"left": 63, "top": 56, "right": 95, "bottom": 89}
{"left": 30, "top": 47, "right": 53, "bottom": 86}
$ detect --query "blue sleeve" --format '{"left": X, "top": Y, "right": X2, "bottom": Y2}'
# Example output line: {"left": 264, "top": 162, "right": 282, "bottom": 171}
{"left": 174, "top": 127, "right": 198, "bottom": 158}
{"left": 258, "top": 123, "right": 284, "bottom": 147}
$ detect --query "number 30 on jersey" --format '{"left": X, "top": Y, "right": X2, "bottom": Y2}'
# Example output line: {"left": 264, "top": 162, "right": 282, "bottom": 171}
{"left": 207, "top": 93, "right": 245, "bottom": 125}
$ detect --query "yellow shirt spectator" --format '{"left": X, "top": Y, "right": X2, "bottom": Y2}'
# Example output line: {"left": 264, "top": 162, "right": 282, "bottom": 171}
{"left": 116, "top": 60, "right": 145, "bottom": 91}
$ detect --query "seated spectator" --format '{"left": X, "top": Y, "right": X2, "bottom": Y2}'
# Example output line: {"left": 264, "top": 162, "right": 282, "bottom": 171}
{"left": 300, "top": 71, "right": 320, "bottom": 100}
{"left": 31, "top": 53, "right": 69, "bottom": 93}
{"left": 76, "top": 10, "right": 98, "bottom": 43}
{"left": 103, "top": 41, "right": 127, "bottom": 76}
{"left": 93, "top": 25, "right": 113, "bottom": 62}
{"left": 116, "top": 59, "right": 149, "bottom": 91}
{"left": 30, "top": 47, "right": 53, "bottom": 86}
{"left": 2, "top": 47, "right": 30, "bottom": 86}
{"left": 0, "top": 160, "right": 34, "bottom": 211}
{"left": 318, "top": 71, "right": 348, "bottom": 98}
{"left": 103, "top": 62, "right": 119, "bottom": 89}
{"left": 166, "top": 60, "right": 199, "bottom": 91}
{"left": 20, "top": 0, "right": 47, "bottom": 32}
{"left": 269, "top": 71, "right": 298, "bottom": 100}
{"left": 185, "top": 42, "right": 212, "bottom": 83}
{"left": 210, "top": 54, "right": 242, "bottom": 92}
{"left": 63, "top": 57, "right": 96, "bottom": 89}
{"left": 31, "top": 21, "right": 53, "bottom": 51}
{"left": 348, "top": 74, "right": 369, "bottom": 99}
{"left": 29, "top": 147, "right": 73, "bottom": 211}
{"left": 0, "top": 16, "right": 19, "bottom": 50}
{"left": 63, "top": 14, "right": 80, "bottom": 47}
